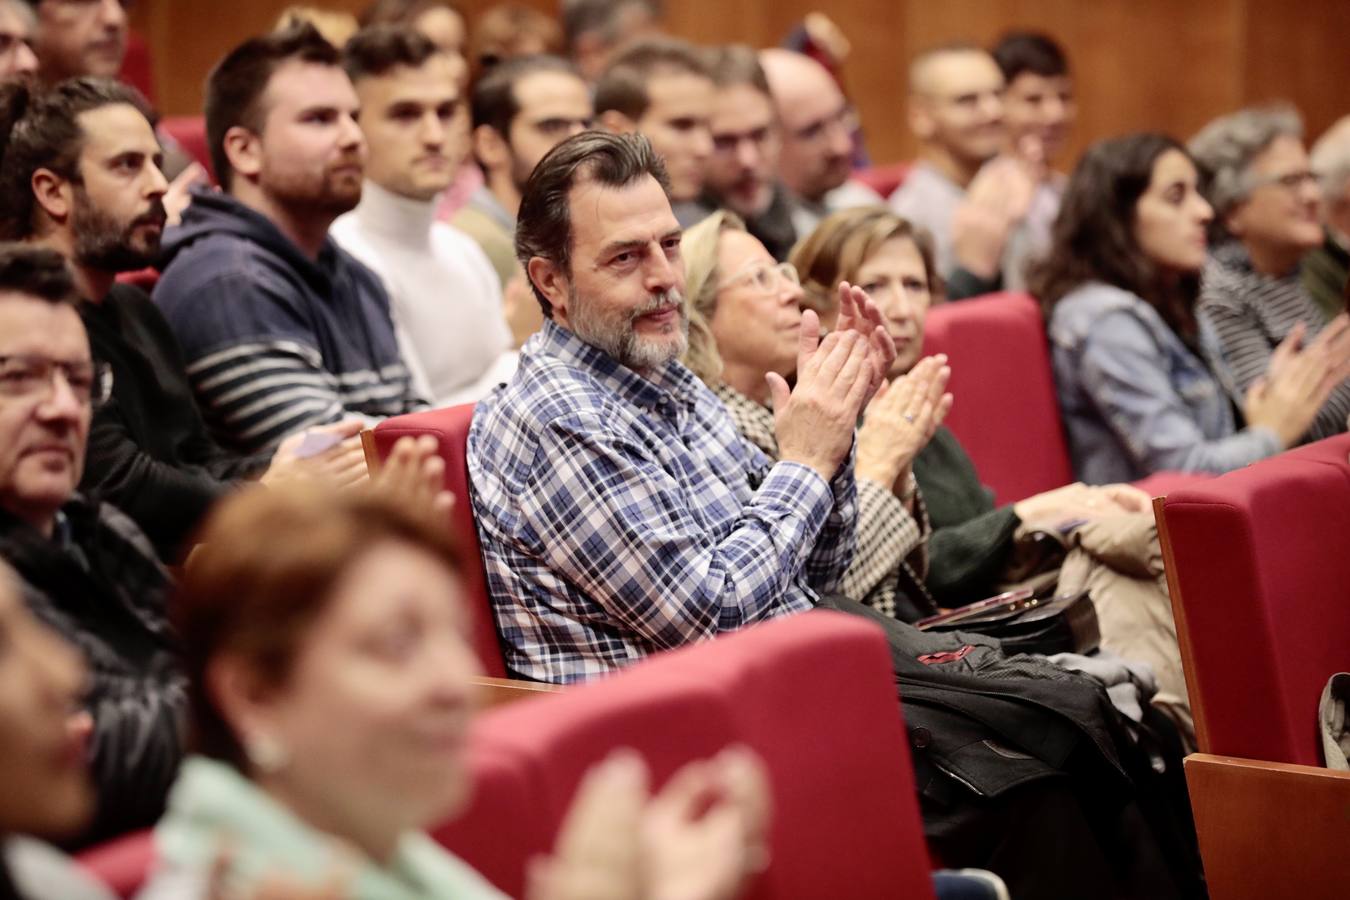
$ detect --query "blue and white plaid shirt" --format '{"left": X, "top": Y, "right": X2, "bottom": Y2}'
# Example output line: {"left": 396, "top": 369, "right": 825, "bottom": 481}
{"left": 468, "top": 319, "right": 858, "bottom": 683}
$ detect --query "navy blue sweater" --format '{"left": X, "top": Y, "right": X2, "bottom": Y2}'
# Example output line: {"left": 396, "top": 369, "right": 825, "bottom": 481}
{"left": 153, "top": 190, "right": 425, "bottom": 454}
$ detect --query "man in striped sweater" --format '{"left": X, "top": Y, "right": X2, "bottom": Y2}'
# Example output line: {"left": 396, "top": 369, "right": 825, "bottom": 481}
{"left": 154, "top": 24, "right": 426, "bottom": 454}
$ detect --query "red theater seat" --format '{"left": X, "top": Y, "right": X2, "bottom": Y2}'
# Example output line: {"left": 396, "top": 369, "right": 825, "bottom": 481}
{"left": 922, "top": 292, "right": 1074, "bottom": 503}
{"left": 854, "top": 161, "right": 911, "bottom": 198}
{"left": 369, "top": 404, "right": 507, "bottom": 677}
{"left": 1156, "top": 433, "right": 1350, "bottom": 898}
{"left": 159, "top": 116, "right": 213, "bottom": 181}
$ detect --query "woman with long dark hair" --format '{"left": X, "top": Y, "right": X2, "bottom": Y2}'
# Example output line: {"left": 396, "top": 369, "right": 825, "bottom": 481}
{"left": 1031, "top": 133, "right": 1342, "bottom": 482}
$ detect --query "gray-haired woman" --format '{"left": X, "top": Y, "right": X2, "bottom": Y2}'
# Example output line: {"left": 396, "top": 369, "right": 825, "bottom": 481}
{"left": 1190, "top": 103, "right": 1350, "bottom": 443}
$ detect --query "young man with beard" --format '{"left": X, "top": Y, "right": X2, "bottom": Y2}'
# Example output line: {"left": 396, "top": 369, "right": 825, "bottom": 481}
{"left": 154, "top": 24, "right": 426, "bottom": 455}
{"left": 0, "top": 0, "right": 38, "bottom": 82}
{"left": 0, "top": 78, "right": 363, "bottom": 562}
{"left": 452, "top": 53, "right": 592, "bottom": 342}
{"left": 595, "top": 37, "right": 714, "bottom": 228}
{"left": 332, "top": 25, "right": 515, "bottom": 406}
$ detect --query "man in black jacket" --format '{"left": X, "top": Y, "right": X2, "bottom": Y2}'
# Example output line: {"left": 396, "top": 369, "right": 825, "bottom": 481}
{"left": 0, "top": 243, "right": 181, "bottom": 847}
{"left": 0, "top": 76, "right": 365, "bottom": 562}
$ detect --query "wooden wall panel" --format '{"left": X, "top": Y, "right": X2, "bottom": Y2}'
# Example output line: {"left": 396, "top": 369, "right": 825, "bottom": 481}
{"left": 130, "top": 0, "right": 1349, "bottom": 168}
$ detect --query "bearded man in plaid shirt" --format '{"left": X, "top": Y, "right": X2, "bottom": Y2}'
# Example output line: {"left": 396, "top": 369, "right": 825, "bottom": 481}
{"left": 468, "top": 131, "right": 895, "bottom": 684}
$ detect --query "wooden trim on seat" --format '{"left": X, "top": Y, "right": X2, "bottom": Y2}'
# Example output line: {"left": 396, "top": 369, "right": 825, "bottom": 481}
{"left": 359, "top": 428, "right": 380, "bottom": 475}
{"left": 1184, "top": 753, "right": 1350, "bottom": 899}
{"left": 473, "top": 676, "right": 562, "bottom": 708}
{"left": 1152, "top": 495, "right": 1212, "bottom": 753}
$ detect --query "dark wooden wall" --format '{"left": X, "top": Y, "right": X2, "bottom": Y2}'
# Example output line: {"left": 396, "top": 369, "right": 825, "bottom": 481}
{"left": 131, "top": 0, "right": 1350, "bottom": 167}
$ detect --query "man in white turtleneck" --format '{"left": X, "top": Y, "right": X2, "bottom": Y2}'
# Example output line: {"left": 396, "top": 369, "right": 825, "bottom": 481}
{"left": 331, "top": 24, "right": 516, "bottom": 406}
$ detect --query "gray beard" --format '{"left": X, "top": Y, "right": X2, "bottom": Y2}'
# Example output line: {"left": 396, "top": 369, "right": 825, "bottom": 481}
{"left": 569, "top": 287, "right": 689, "bottom": 372}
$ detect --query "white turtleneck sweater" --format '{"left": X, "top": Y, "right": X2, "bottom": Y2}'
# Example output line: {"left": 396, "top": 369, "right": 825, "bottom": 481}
{"left": 331, "top": 181, "right": 517, "bottom": 407}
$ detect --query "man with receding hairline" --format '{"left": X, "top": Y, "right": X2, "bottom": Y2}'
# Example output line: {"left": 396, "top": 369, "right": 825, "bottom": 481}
{"left": 890, "top": 43, "right": 1038, "bottom": 299}
{"left": 759, "top": 48, "right": 879, "bottom": 234}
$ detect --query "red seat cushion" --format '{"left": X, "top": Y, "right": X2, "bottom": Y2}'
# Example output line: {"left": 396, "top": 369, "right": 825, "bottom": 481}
{"left": 853, "top": 162, "right": 911, "bottom": 198}
{"left": 76, "top": 829, "right": 155, "bottom": 899}
{"left": 372, "top": 404, "right": 506, "bottom": 677}
{"left": 1161, "top": 438, "right": 1350, "bottom": 765}
{"left": 159, "top": 116, "right": 213, "bottom": 181}
{"left": 922, "top": 292, "right": 1073, "bottom": 503}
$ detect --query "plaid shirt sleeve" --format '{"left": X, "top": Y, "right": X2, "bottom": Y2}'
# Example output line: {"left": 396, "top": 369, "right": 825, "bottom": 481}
{"left": 518, "top": 413, "right": 838, "bottom": 650}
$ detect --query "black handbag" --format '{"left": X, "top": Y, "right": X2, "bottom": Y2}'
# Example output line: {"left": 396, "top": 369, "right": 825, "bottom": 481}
{"left": 915, "top": 589, "right": 1100, "bottom": 656}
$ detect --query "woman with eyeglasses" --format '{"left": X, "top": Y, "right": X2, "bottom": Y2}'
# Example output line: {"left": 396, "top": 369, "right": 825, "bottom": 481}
{"left": 681, "top": 211, "right": 952, "bottom": 621}
{"left": 1187, "top": 104, "right": 1350, "bottom": 445}
{"left": 1033, "top": 132, "right": 1350, "bottom": 484}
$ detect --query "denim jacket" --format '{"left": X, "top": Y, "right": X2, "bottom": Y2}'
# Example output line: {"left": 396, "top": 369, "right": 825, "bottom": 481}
{"left": 1049, "top": 282, "right": 1281, "bottom": 484}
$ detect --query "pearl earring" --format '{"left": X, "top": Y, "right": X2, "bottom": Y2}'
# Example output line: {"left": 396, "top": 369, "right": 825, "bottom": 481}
{"left": 244, "top": 732, "right": 291, "bottom": 773}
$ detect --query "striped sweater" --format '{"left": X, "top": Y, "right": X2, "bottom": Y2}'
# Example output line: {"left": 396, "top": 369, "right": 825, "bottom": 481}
{"left": 153, "top": 190, "right": 426, "bottom": 454}
{"left": 1199, "top": 241, "right": 1350, "bottom": 444}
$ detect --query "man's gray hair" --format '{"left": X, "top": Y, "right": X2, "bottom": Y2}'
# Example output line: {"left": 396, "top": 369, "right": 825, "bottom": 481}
{"left": 1311, "top": 115, "right": 1350, "bottom": 205}
{"left": 1188, "top": 103, "right": 1304, "bottom": 216}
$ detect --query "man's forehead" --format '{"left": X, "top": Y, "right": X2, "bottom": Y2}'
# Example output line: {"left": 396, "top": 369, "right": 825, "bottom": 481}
{"left": 569, "top": 175, "right": 679, "bottom": 247}
{"left": 515, "top": 70, "right": 590, "bottom": 116}
{"left": 915, "top": 51, "right": 1003, "bottom": 96}
{"left": 644, "top": 72, "right": 714, "bottom": 114}
{"left": 262, "top": 60, "right": 359, "bottom": 116}
{"left": 76, "top": 103, "right": 157, "bottom": 155}
{"left": 0, "top": 294, "right": 88, "bottom": 356}
{"left": 711, "top": 85, "right": 773, "bottom": 130}
{"left": 359, "top": 59, "right": 461, "bottom": 107}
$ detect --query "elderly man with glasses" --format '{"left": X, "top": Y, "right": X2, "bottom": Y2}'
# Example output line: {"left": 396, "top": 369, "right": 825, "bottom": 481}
{"left": 1191, "top": 103, "right": 1350, "bottom": 444}
{"left": 0, "top": 243, "right": 185, "bottom": 848}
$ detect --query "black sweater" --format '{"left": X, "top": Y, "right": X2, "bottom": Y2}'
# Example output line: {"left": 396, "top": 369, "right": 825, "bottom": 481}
{"left": 79, "top": 283, "right": 267, "bottom": 562}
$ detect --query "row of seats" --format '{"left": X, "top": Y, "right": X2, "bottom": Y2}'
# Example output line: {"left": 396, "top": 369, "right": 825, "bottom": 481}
{"left": 1157, "top": 432, "right": 1350, "bottom": 898}
{"left": 79, "top": 611, "right": 935, "bottom": 900}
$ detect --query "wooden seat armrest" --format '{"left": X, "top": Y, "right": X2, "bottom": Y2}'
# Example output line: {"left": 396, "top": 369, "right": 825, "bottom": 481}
{"left": 472, "top": 676, "right": 562, "bottom": 708}
{"left": 1185, "top": 752, "right": 1350, "bottom": 898}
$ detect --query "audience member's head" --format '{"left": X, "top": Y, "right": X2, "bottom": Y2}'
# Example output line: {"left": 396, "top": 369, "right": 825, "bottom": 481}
{"left": 792, "top": 207, "right": 939, "bottom": 378}
{"left": 1030, "top": 133, "right": 1212, "bottom": 337}
{"left": 0, "top": 1, "right": 37, "bottom": 82}
{"left": 206, "top": 25, "right": 365, "bottom": 224}
{"left": 705, "top": 45, "right": 779, "bottom": 221}
{"left": 907, "top": 43, "right": 1006, "bottom": 181}
{"left": 470, "top": 2, "right": 562, "bottom": 74}
{"left": 361, "top": 0, "right": 466, "bottom": 86}
{"left": 991, "top": 30, "right": 1074, "bottom": 165}
{"left": 0, "top": 244, "right": 104, "bottom": 538}
{"left": 470, "top": 53, "right": 591, "bottom": 216}
{"left": 345, "top": 24, "right": 465, "bottom": 204}
{"left": 0, "top": 557, "right": 92, "bottom": 841}
{"left": 759, "top": 48, "right": 854, "bottom": 206}
{"left": 274, "top": 5, "right": 360, "bottom": 47}
{"left": 516, "top": 130, "right": 685, "bottom": 372}
{"left": 175, "top": 485, "right": 478, "bottom": 857}
{"left": 562, "top": 0, "right": 661, "bottom": 82}
{"left": 27, "top": 0, "right": 126, "bottom": 84}
{"left": 1312, "top": 115, "right": 1350, "bottom": 243}
{"left": 0, "top": 78, "right": 164, "bottom": 294}
{"left": 681, "top": 209, "right": 803, "bottom": 397}
{"left": 1189, "top": 104, "right": 1320, "bottom": 266}
{"left": 595, "top": 37, "right": 712, "bottom": 203}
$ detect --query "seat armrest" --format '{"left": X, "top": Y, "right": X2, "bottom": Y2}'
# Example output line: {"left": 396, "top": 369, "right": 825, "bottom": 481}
{"left": 473, "top": 676, "right": 562, "bottom": 708}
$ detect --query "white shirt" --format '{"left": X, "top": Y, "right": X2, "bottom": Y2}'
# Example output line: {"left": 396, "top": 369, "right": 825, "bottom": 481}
{"left": 332, "top": 181, "right": 517, "bottom": 407}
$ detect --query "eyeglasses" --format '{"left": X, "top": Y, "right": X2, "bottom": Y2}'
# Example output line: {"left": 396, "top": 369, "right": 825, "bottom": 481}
{"left": 1247, "top": 170, "right": 1320, "bottom": 193}
{"left": 720, "top": 261, "right": 800, "bottom": 294}
{"left": 0, "top": 355, "right": 113, "bottom": 407}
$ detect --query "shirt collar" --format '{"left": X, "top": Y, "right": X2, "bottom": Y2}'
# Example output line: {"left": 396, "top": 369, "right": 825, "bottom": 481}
{"left": 535, "top": 318, "right": 702, "bottom": 418}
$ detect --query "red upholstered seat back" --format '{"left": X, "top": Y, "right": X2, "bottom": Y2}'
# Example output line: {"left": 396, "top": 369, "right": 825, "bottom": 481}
{"left": 1160, "top": 434, "right": 1350, "bottom": 766}
{"left": 463, "top": 611, "right": 934, "bottom": 900}
{"left": 118, "top": 31, "right": 155, "bottom": 106}
{"left": 853, "top": 162, "right": 911, "bottom": 198}
{"left": 372, "top": 404, "right": 507, "bottom": 677}
{"left": 159, "top": 116, "right": 214, "bottom": 181}
{"left": 76, "top": 829, "right": 154, "bottom": 898}
{"left": 922, "top": 292, "right": 1073, "bottom": 503}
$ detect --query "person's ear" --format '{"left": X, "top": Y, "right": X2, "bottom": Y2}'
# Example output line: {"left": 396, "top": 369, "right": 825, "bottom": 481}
{"left": 908, "top": 97, "right": 936, "bottom": 142}
{"left": 206, "top": 651, "right": 280, "bottom": 748}
{"left": 222, "top": 125, "right": 263, "bottom": 185}
{"left": 1223, "top": 203, "right": 1248, "bottom": 239}
{"left": 31, "top": 167, "right": 74, "bottom": 227}
{"left": 473, "top": 124, "right": 509, "bottom": 171}
{"left": 527, "top": 256, "right": 571, "bottom": 323}
{"left": 598, "top": 109, "right": 637, "bottom": 135}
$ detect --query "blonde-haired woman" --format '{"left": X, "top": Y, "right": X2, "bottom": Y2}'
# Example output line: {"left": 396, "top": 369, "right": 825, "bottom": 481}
{"left": 682, "top": 211, "right": 951, "bottom": 620}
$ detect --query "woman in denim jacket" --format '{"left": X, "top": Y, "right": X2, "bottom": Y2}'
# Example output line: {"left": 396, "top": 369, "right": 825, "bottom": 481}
{"left": 1031, "top": 133, "right": 1337, "bottom": 483}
